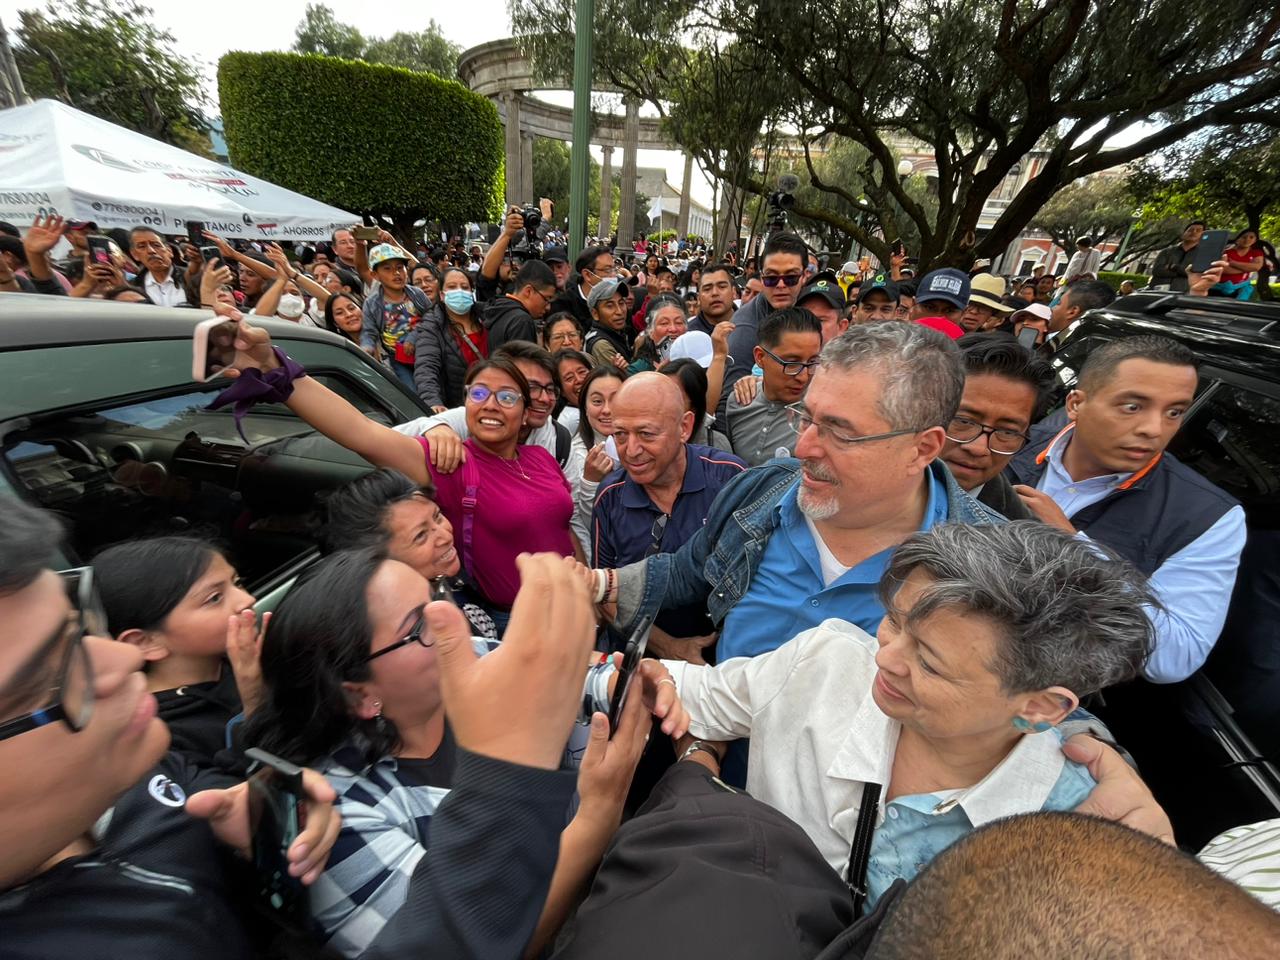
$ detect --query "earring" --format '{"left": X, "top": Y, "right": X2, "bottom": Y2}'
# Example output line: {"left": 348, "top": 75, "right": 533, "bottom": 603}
{"left": 373, "top": 700, "right": 383, "bottom": 718}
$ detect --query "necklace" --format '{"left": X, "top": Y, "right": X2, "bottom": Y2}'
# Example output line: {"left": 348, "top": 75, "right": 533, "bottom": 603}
{"left": 500, "top": 451, "right": 530, "bottom": 480}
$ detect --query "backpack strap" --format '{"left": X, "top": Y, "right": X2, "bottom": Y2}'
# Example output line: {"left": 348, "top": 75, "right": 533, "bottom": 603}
{"left": 461, "top": 445, "right": 480, "bottom": 576}
{"left": 845, "top": 781, "right": 882, "bottom": 915}
{"left": 553, "top": 420, "right": 571, "bottom": 469}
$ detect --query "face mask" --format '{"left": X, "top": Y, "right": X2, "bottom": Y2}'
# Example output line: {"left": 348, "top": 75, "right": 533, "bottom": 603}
{"left": 277, "top": 293, "right": 305, "bottom": 319}
{"left": 443, "top": 289, "right": 475, "bottom": 313}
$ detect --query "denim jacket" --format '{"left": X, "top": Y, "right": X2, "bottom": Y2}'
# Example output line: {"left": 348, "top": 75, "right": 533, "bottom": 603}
{"left": 360, "top": 283, "right": 432, "bottom": 355}
{"left": 613, "top": 458, "right": 1006, "bottom": 635}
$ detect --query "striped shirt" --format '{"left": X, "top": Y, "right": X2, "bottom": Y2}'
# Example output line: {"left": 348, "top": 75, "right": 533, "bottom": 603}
{"left": 1199, "top": 818, "right": 1280, "bottom": 909}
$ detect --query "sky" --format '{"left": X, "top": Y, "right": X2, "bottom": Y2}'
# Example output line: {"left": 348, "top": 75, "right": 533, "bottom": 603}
{"left": 0, "top": 0, "right": 719, "bottom": 206}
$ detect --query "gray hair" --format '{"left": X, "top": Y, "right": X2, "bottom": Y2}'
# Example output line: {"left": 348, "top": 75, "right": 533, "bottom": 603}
{"left": 819, "top": 321, "right": 964, "bottom": 430}
{"left": 644, "top": 293, "right": 686, "bottom": 333}
{"left": 0, "top": 497, "right": 63, "bottom": 594}
{"left": 879, "top": 522, "right": 1155, "bottom": 696}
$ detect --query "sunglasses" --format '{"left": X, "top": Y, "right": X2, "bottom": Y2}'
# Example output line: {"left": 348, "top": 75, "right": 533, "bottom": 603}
{"left": 761, "top": 273, "right": 804, "bottom": 288}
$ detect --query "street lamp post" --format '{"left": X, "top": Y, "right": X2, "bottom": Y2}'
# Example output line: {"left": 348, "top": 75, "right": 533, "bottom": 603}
{"left": 567, "top": 0, "right": 595, "bottom": 254}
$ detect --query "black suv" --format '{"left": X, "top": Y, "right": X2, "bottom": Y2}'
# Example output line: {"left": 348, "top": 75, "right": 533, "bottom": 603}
{"left": 1047, "top": 292, "right": 1280, "bottom": 848}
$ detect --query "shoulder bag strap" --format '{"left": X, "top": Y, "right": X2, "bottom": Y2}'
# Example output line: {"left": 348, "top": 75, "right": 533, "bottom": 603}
{"left": 845, "top": 781, "right": 882, "bottom": 915}
{"left": 461, "top": 444, "right": 480, "bottom": 576}
{"left": 554, "top": 420, "right": 571, "bottom": 469}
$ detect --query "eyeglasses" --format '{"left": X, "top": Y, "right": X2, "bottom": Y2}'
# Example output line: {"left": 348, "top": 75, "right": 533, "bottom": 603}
{"left": 945, "top": 416, "right": 1029, "bottom": 455}
{"left": 785, "top": 403, "right": 916, "bottom": 449}
{"left": 588, "top": 265, "right": 618, "bottom": 278}
{"left": 530, "top": 287, "right": 555, "bottom": 304}
{"left": 0, "top": 568, "right": 101, "bottom": 743}
{"left": 759, "top": 345, "right": 820, "bottom": 377}
{"left": 467, "top": 384, "right": 523, "bottom": 408}
{"left": 645, "top": 513, "right": 670, "bottom": 558}
{"left": 365, "top": 607, "right": 434, "bottom": 662}
{"left": 527, "top": 381, "right": 560, "bottom": 400}
{"left": 761, "top": 273, "right": 804, "bottom": 288}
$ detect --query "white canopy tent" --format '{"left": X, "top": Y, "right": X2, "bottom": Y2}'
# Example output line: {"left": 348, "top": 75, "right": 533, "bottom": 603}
{"left": 0, "top": 100, "right": 354, "bottom": 241}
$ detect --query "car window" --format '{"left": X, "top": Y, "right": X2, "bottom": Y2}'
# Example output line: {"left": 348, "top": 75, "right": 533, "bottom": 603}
{"left": 2, "top": 372, "right": 389, "bottom": 587}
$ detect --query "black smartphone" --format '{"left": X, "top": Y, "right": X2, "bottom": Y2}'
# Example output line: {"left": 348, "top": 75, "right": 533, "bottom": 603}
{"left": 891, "top": 239, "right": 905, "bottom": 257}
{"left": 429, "top": 576, "right": 457, "bottom": 605}
{"left": 244, "top": 748, "right": 310, "bottom": 927}
{"left": 1017, "top": 326, "right": 1040, "bottom": 350}
{"left": 200, "top": 245, "right": 220, "bottom": 263}
{"left": 1190, "top": 230, "right": 1231, "bottom": 275}
{"left": 606, "top": 614, "right": 654, "bottom": 738}
{"left": 186, "top": 220, "right": 204, "bottom": 248}
{"left": 86, "top": 234, "right": 112, "bottom": 266}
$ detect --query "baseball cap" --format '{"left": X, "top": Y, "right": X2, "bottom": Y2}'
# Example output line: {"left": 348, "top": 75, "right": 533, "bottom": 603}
{"left": 668, "top": 330, "right": 714, "bottom": 368}
{"left": 543, "top": 246, "right": 568, "bottom": 264}
{"left": 915, "top": 316, "right": 965, "bottom": 340}
{"left": 1010, "top": 302, "right": 1052, "bottom": 326}
{"left": 587, "top": 276, "right": 625, "bottom": 310}
{"left": 839, "top": 260, "right": 859, "bottom": 276}
{"left": 856, "top": 272, "right": 900, "bottom": 305}
{"left": 915, "top": 268, "right": 970, "bottom": 310}
{"left": 967, "top": 273, "right": 1013, "bottom": 313}
{"left": 66, "top": 219, "right": 98, "bottom": 231}
{"left": 368, "top": 243, "right": 412, "bottom": 270}
{"left": 797, "top": 278, "right": 846, "bottom": 311}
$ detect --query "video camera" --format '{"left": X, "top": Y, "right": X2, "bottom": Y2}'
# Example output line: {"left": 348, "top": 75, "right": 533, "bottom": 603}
{"left": 767, "top": 174, "right": 800, "bottom": 234}
{"left": 509, "top": 202, "right": 545, "bottom": 258}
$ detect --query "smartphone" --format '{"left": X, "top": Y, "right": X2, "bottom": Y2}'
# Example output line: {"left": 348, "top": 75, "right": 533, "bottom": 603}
{"left": 429, "top": 576, "right": 457, "bottom": 605}
{"left": 606, "top": 614, "right": 655, "bottom": 738}
{"left": 1190, "top": 230, "right": 1231, "bottom": 275}
{"left": 891, "top": 239, "right": 905, "bottom": 257}
{"left": 244, "top": 748, "right": 310, "bottom": 928}
{"left": 200, "top": 245, "right": 220, "bottom": 263}
{"left": 186, "top": 220, "right": 204, "bottom": 248}
{"left": 87, "top": 234, "right": 113, "bottom": 266}
{"left": 1016, "top": 326, "right": 1041, "bottom": 350}
{"left": 353, "top": 224, "right": 380, "bottom": 242}
{"left": 191, "top": 315, "right": 239, "bottom": 382}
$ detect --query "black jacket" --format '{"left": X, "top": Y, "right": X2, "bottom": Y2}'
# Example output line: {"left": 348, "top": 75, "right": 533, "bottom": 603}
{"left": 974, "top": 471, "right": 1034, "bottom": 520}
{"left": 413, "top": 304, "right": 477, "bottom": 409}
{"left": 482, "top": 295, "right": 538, "bottom": 351}
{"left": 550, "top": 282, "right": 592, "bottom": 330}
{"left": 0, "top": 753, "right": 252, "bottom": 960}
{"left": 155, "top": 666, "right": 243, "bottom": 770}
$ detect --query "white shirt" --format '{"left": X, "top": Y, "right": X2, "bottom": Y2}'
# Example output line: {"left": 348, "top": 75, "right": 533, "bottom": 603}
{"left": 143, "top": 269, "right": 188, "bottom": 307}
{"left": 804, "top": 514, "right": 851, "bottom": 586}
{"left": 1199, "top": 818, "right": 1280, "bottom": 909}
{"left": 1065, "top": 248, "right": 1102, "bottom": 278}
{"left": 666, "top": 619, "right": 1073, "bottom": 879}
{"left": 1036, "top": 439, "right": 1246, "bottom": 683}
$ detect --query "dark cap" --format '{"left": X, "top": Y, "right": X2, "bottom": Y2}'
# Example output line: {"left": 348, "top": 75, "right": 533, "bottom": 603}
{"left": 915, "top": 268, "right": 970, "bottom": 310}
{"left": 856, "top": 272, "right": 900, "bottom": 305}
{"left": 66, "top": 219, "right": 98, "bottom": 231}
{"left": 543, "top": 245, "right": 568, "bottom": 264}
{"left": 796, "top": 277, "right": 845, "bottom": 311}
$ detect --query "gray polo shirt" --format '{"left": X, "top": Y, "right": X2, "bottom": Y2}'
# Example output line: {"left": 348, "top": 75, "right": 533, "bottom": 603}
{"left": 724, "top": 389, "right": 795, "bottom": 467}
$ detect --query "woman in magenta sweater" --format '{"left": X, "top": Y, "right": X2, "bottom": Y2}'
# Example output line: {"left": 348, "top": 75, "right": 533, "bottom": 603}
{"left": 216, "top": 316, "right": 574, "bottom": 625}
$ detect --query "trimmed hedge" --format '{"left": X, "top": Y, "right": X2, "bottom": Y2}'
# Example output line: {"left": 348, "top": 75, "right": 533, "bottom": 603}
{"left": 1099, "top": 271, "right": 1151, "bottom": 290}
{"left": 218, "top": 52, "right": 504, "bottom": 225}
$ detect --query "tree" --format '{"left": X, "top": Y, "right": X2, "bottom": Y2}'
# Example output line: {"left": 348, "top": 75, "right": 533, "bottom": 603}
{"left": 1129, "top": 130, "right": 1280, "bottom": 297}
{"left": 512, "top": 0, "right": 1280, "bottom": 270}
{"left": 530, "top": 137, "right": 647, "bottom": 239}
{"left": 13, "top": 0, "right": 210, "bottom": 154}
{"left": 218, "top": 52, "right": 503, "bottom": 238}
{"left": 1025, "top": 175, "right": 1179, "bottom": 268}
{"left": 292, "top": 4, "right": 461, "bottom": 78}
{"left": 291, "top": 3, "right": 364, "bottom": 60}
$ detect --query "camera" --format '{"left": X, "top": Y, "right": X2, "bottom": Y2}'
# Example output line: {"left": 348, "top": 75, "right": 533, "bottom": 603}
{"left": 767, "top": 174, "right": 800, "bottom": 234}
{"left": 511, "top": 203, "right": 544, "bottom": 257}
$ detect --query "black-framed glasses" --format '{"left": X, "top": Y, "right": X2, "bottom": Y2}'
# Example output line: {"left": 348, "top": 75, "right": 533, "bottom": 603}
{"left": 527, "top": 381, "right": 560, "bottom": 400}
{"left": 365, "top": 607, "right": 434, "bottom": 662}
{"left": 785, "top": 403, "right": 916, "bottom": 449}
{"left": 945, "top": 416, "right": 1029, "bottom": 455}
{"left": 467, "top": 384, "right": 523, "bottom": 408}
{"left": 644, "top": 513, "right": 670, "bottom": 558}
{"left": 761, "top": 273, "right": 804, "bottom": 288}
{"left": 759, "top": 345, "right": 820, "bottom": 377}
{"left": 0, "top": 568, "right": 101, "bottom": 743}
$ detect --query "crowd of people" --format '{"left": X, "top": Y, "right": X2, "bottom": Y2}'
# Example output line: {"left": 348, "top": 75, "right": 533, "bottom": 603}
{"left": 2, "top": 203, "right": 1280, "bottom": 958}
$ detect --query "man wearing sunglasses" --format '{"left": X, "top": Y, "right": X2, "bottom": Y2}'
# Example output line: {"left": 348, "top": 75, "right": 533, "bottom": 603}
{"left": 939, "top": 334, "right": 1056, "bottom": 520}
{"left": 0, "top": 498, "right": 341, "bottom": 958}
{"left": 722, "top": 232, "right": 810, "bottom": 405}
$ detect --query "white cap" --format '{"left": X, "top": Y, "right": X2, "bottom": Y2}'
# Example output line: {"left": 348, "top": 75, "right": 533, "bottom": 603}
{"left": 667, "top": 330, "right": 714, "bottom": 368}
{"left": 1011, "top": 302, "right": 1052, "bottom": 324}
{"left": 840, "top": 260, "right": 859, "bottom": 275}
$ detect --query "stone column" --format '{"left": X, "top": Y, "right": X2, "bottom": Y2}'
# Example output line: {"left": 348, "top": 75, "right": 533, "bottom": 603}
{"left": 616, "top": 98, "right": 640, "bottom": 247}
{"left": 520, "top": 131, "right": 535, "bottom": 205}
{"left": 676, "top": 153, "right": 693, "bottom": 238}
{"left": 598, "top": 144, "right": 614, "bottom": 240}
{"left": 502, "top": 91, "right": 522, "bottom": 209}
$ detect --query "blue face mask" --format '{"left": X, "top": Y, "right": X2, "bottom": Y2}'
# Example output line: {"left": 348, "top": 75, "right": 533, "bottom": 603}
{"left": 443, "top": 289, "right": 475, "bottom": 313}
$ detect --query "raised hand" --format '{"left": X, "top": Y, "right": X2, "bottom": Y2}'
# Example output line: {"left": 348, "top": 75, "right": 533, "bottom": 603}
{"left": 22, "top": 213, "right": 66, "bottom": 256}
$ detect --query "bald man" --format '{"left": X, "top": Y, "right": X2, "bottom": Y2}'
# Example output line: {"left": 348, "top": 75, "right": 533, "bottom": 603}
{"left": 591, "top": 373, "right": 746, "bottom": 661}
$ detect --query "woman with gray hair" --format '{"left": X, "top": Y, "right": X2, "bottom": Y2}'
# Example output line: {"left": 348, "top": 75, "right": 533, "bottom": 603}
{"left": 627, "top": 293, "right": 689, "bottom": 373}
{"left": 652, "top": 521, "right": 1154, "bottom": 912}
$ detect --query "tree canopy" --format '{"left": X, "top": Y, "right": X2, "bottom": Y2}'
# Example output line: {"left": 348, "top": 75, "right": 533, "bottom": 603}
{"left": 530, "top": 138, "right": 649, "bottom": 237}
{"left": 512, "top": 0, "right": 1280, "bottom": 270}
{"left": 291, "top": 3, "right": 461, "bottom": 79}
{"left": 12, "top": 0, "right": 210, "bottom": 155}
{"left": 218, "top": 52, "right": 503, "bottom": 237}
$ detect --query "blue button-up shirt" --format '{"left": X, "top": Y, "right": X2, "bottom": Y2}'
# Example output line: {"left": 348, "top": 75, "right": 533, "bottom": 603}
{"left": 593, "top": 443, "right": 747, "bottom": 639}
{"left": 718, "top": 470, "right": 948, "bottom": 661}
{"left": 1036, "top": 438, "right": 1247, "bottom": 683}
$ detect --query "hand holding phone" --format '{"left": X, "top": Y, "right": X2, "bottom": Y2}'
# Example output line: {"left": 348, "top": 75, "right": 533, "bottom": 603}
{"left": 86, "top": 234, "right": 113, "bottom": 266}
{"left": 192, "top": 316, "right": 240, "bottom": 381}
{"left": 1016, "top": 326, "right": 1041, "bottom": 350}
{"left": 353, "top": 224, "right": 381, "bottom": 242}
{"left": 607, "top": 615, "right": 654, "bottom": 738}
{"left": 1190, "top": 230, "right": 1232, "bottom": 275}
{"left": 244, "top": 748, "right": 311, "bottom": 928}
{"left": 186, "top": 220, "right": 204, "bottom": 248}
